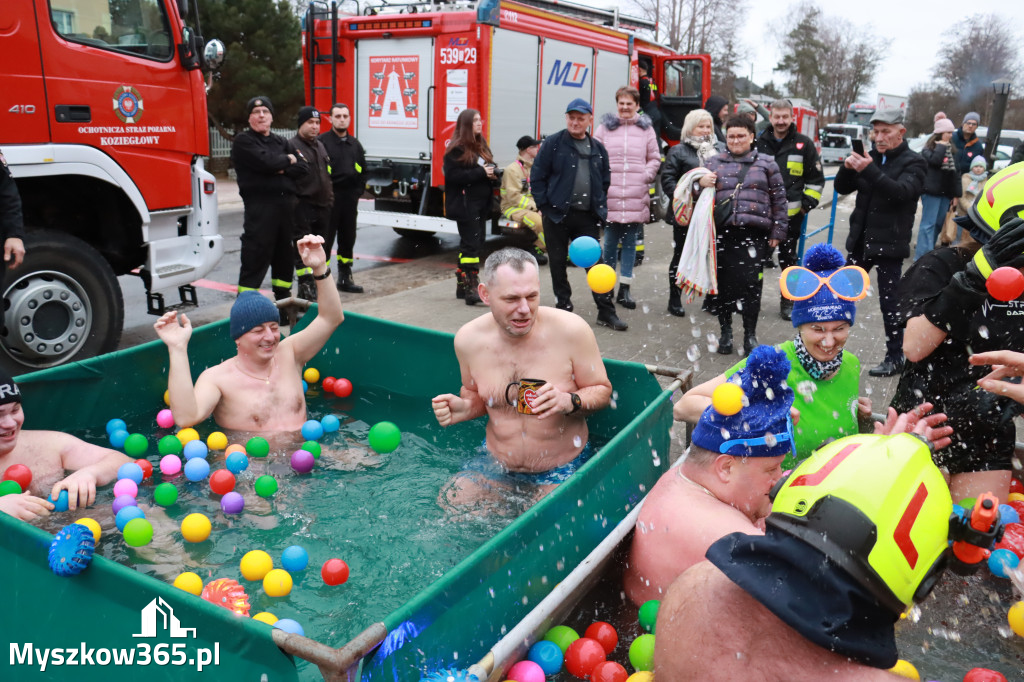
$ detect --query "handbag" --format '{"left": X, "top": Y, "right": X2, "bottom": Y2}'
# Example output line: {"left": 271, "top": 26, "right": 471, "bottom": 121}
{"left": 712, "top": 156, "right": 753, "bottom": 226}
{"left": 939, "top": 208, "right": 958, "bottom": 246}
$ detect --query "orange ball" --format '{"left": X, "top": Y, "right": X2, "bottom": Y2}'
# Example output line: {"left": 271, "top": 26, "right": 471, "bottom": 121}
{"left": 225, "top": 444, "right": 246, "bottom": 456}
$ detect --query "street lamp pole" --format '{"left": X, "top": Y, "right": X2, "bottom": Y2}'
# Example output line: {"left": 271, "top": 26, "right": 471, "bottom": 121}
{"left": 986, "top": 80, "right": 1012, "bottom": 168}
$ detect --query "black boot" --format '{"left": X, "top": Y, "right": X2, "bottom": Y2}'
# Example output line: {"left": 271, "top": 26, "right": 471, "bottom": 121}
{"left": 717, "top": 315, "right": 733, "bottom": 355}
{"left": 273, "top": 286, "right": 291, "bottom": 326}
{"left": 667, "top": 276, "right": 686, "bottom": 317}
{"left": 297, "top": 275, "right": 317, "bottom": 302}
{"left": 532, "top": 245, "right": 549, "bottom": 266}
{"left": 337, "top": 263, "right": 364, "bottom": 293}
{"left": 616, "top": 283, "right": 636, "bottom": 309}
{"left": 743, "top": 331, "right": 759, "bottom": 355}
{"left": 464, "top": 270, "right": 481, "bottom": 306}
{"left": 455, "top": 269, "right": 466, "bottom": 300}
{"left": 742, "top": 308, "right": 759, "bottom": 355}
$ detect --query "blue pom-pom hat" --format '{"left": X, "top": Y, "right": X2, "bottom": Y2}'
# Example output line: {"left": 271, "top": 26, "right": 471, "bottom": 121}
{"left": 789, "top": 243, "right": 858, "bottom": 328}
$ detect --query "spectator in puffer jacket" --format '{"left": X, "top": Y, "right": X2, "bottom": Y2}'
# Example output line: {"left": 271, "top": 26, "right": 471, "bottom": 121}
{"left": 914, "top": 117, "right": 961, "bottom": 261}
{"left": 593, "top": 86, "right": 661, "bottom": 311}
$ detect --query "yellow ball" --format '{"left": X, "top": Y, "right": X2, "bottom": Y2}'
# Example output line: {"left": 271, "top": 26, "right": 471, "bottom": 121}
{"left": 163, "top": 389, "right": 170, "bottom": 406}
{"left": 173, "top": 571, "right": 204, "bottom": 595}
{"left": 711, "top": 382, "right": 745, "bottom": 416}
{"left": 207, "top": 431, "right": 228, "bottom": 451}
{"left": 627, "top": 673, "right": 654, "bottom": 682}
{"left": 586, "top": 264, "right": 617, "bottom": 294}
{"left": 240, "top": 550, "right": 274, "bottom": 582}
{"left": 177, "top": 427, "right": 200, "bottom": 445}
{"left": 75, "top": 517, "right": 101, "bottom": 543}
{"left": 263, "top": 568, "right": 293, "bottom": 597}
{"left": 303, "top": 367, "right": 320, "bottom": 383}
{"left": 252, "top": 612, "right": 278, "bottom": 625}
{"left": 1008, "top": 492, "right": 1024, "bottom": 503}
{"left": 1009, "top": 601, "right": 1024, "bottom": 637}
{"left": 180, "top": 513, "right": 211, "bottom": 543}
{"left": 888, "top": 659, "right": 920, "bottom": 680}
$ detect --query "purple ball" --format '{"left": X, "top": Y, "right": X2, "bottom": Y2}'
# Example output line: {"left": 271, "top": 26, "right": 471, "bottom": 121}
{"left": 290, "top": 449, "right": 315, "bottom": 474}
{"left": 112, "top": 494, "right": 139, "bottom": 514}
{"left": 220, "top": 491, "right": 245, "bottom": 514}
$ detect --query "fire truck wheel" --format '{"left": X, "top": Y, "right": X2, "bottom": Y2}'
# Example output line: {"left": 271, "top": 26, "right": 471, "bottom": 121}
{"left": 393, "top": 228, "right": 437, "bottom": 239}
{"left": 0, "top": 231, "right": 124, "bottom": 374}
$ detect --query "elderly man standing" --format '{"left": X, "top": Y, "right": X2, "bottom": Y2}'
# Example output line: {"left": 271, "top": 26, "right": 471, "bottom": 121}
{"left": 531, "top": 99, "right": 626, "bottom": 331}
{"left": 835, "top": 108, "right": 926, "bottom": 377}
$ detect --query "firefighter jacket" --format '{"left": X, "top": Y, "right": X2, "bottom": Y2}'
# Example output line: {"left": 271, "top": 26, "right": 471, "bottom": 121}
{"left": 0, "top": 151, "right": 26, "bottom": 241}
{"left": 755, "top": 124, "right": 825, "bottom": 217}
{"left": 319, "top": 130, "right": 367, "bottom": 198}
{"left": 500, "top": 155, "right": 537, "bottom": 217}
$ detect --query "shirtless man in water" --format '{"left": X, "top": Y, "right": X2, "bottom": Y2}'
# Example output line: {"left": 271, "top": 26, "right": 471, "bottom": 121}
{"left": 432, "top": 247, "right": 611, "bottom": 500}
{"left": 0, "top": 371, "right": 131, "bottom": 521}
{"left": 154, "top": 234, "right": 343, "bottom": 432}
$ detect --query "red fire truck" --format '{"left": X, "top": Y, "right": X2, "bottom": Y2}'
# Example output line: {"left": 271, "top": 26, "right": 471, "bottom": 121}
{"left": 302, "top": 0, "right": 710, "bottom": 237}
{"left": 1, "top": 0, "right": 224, "bottom": 373}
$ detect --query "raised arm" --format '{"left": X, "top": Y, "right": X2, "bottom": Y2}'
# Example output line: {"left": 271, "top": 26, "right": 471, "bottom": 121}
{"left": 284, "top": 235, "right": 344, "bottom": 366}
{"left": 153, "top": 311, "right": 222, "bottom": 427}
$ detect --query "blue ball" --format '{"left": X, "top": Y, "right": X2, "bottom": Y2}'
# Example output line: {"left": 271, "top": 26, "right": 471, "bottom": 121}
{"left": 48, "top": 489, "right": 70, "bottom": 513}
{"left": 951, "top": 503, "right": 966, "bottom": 520}
{"left": 109, "top": 429, "right": 130, "bottom": 448}
{"left": 117, "top": 462, "right": 144, "bottom": 484}
{"left": 106, "top": 418, "right": 127, "bottom": 436}
{"left": 528, "top": 639, "right": 564, "bottom": 675}
{"left": 274, "top": 618, "right": 305, "bottom": 636}
{"left": 48, "top": 524, "right": 95, "bottom": 576}
{"left": 184, "top": 457, "right": 210, "bottom": 482}
{"left": 301, "top": 419, "right": 324, "bottom": 441}
{"left": 281, "top": 545, "right": 309, "bottom": 572}
{"left": 115, "top": 505, "right": 145, "bottom": 531}
{"left": 999, "top": 503, "right": 1020, "bottom": 525}
{"left": 568, "top": 236, "right": 601, "bottom": 268}
{"left": 302, "top": 380, "right": 309, "bottom": 393}
{"left": 183, "top": 440, "right": 209, "bottom": 461}
{"left": 225, "top": 451, "right": 249, "bottom": 474}
{"left": 989, "top": 548, "right": 1020, "bottom": 578}
{"left": 321, "top": 414, "right": 341, "bottom": 433}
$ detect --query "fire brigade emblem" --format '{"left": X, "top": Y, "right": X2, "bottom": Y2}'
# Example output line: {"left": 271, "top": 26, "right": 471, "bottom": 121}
{"left": 113, "top": 86, "right": 144, "bottom": 124}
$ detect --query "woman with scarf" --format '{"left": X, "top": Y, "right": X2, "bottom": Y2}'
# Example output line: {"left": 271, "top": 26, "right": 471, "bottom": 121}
{"left": 914, "top": 117, "right": 962, "bottom": 260}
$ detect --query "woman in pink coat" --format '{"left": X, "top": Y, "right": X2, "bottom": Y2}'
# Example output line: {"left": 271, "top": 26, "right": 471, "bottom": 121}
{"left": 593, "top": 86, "right": 661, "bottom": 309}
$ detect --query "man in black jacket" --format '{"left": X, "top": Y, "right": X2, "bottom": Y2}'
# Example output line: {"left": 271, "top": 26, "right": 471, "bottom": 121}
{"left": 756, "top": 99, "right": 826, "bottom": 320}
{"left": 835, "top": 108, "right": 926, "bottom": 377}
{"left": 0, "top": 150, "right": 26, "bottom": 294}
{"left": 231, "top": 96, "right": 309, "bottom": 303}
{"left": 531, "top": 99, "right": 626, "bottom": 331}
{"left": 289, "top": 107, "right": 333, "bottom": 301}
{"left": 320, "top": 104, "right": 368, "bottom": 294}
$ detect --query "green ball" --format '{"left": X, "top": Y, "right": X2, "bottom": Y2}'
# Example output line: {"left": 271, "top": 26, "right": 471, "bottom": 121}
{"left": 255, "top": 475, "right": 278, "bottom": 497}
{"left": 960, "top": 496, "right": 977, "bottom": 510}
{"left": 542, "top": 625, "right": 579, "bottom": 654}
{"left": 628, "top": 633, "right": 655, "bottom": 671}
{"left": 301, "top": 441, "right": 322, "bottom": 459}
{"left": 638, "top": 599, "right": 660, "bottom": 633}
{"left": 247, "top": 437, "right": 270, "bottom": 458}
{"left": 123, "top": 517, "right": 154, "bottom": 547}
{"left": 367, "top": 421, "right": 401, "bottom": 454}
{"left": 158, "top": 435, "right": 183, "bottom": 456}
{"left": 0, "top": 480, "right": 23, "bottom": 497}
{"left": 153, "top": 482, "right": 178, "bottom": 507}
{"left": 124, "top": 433, "right": 149, "bottom": 457}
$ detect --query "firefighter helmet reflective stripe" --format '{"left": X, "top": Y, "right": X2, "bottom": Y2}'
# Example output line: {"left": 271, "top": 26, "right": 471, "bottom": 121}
{"left": 767, "top": 433, "right": 952, "bottom": 614}
{"left": 967, "top": 162, "right": 1024, "bottom": 237}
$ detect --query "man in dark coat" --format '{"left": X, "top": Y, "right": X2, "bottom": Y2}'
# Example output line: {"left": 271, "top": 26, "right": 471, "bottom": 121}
{"left": 835, "top": 108, "right": 926, "bottom": 377}
{"left": 319, "top": 104, "right": 368, "bottom": 294}
{"left": 0, "top": 150, "right": 26, "bottom": 293}
{"left": 289, "top": 106, "right": 334, "bottom": 300}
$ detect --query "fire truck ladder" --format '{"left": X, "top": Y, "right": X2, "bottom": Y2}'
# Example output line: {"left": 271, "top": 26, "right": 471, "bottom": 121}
{"left": 305, "top": 1, "right": 345, "bottom": 107}
{"left": 508, "top": 0, "right": 654, "bottom": 32}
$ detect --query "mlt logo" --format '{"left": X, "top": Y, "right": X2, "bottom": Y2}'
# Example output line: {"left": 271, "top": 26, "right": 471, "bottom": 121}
{"left": 547, "top": 60, "right": 589, "bottom": 88}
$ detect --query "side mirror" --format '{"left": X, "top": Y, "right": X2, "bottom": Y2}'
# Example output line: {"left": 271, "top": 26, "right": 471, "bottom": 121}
{"left": 203, "top": 39, "right": 225, "bottom": 71}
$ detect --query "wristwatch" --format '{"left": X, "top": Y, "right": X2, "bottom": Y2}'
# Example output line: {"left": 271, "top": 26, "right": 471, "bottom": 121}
{"left": 569, "top": 393, "right": 582, "bottom": 414}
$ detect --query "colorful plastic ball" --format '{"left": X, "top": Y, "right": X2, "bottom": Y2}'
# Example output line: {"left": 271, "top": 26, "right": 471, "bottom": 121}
{"left": 111, "top": 494, "right": 139, "bottom": 514}
{"left": 543, "top": 625, "right": 580, "bottom": 654}
{"left": 123, "top": 434, "right": 149, "bottom": 457}
{"left": 586, "top": 263, "right": 617, "bottom": 294}
{"left": 247, "top": 437, "right": 270, "bottom": 458}
{"left": 3, "top": 463, "right": 32, "bottom": 491}
{"left": 628, "top": 634, "right": 655, "bottom": 672}
{"left": 117, "top": 462, "right": 144, "bottom": 484}
{"left": 158, "top": 435, "right": 183, "bottom": 456}
{"left": 321, "top": 414, "right": 341, "bottom": 433}
{"left": 153, "top": 482, "right": 178, "bottom": 506}
{"left": 986, "top": 266, "right": 1024, "bottom": 302}
{"left": 254, "top": 475, "right": 278, "bottom": 497}
{"left": 507, "top": 660, "right": 546, "bottom": 682}
{"left": 163, "top": 389, "right": 170, "bottom": 405}
{"left": 209, "top": 469, "right": 236, "bottom": 495}
{"left": 263, "top": 568, "right": 293, "bottom": 597}
{"left": 301, "top": 441, "right": 322, "bottom": 459}
{"left": 996, "top": 522, "right": 1024, "bottom": 559}
{"left": 75, "top": 517, "right": 101, "bottom": 542}
{"left": 527, "top": 640, "right": 564, "bottom": 675}
{"left": 711, "top": 382, "right": 744, "bottom": 416}
{"left": 568, "top": 236, "right": 601, "bottom": 268}
{"left": 281, "top": 545, "right": 310, "bottom": 572}
{"left": 1008, "top": 601, "right": 1024, "bottom": 637}
{"left": 106, "top": 418, "right": 127, "bottom": 435}
{"left": 123, "top": 517, "right": 154, "bottom": 547}
{"left": 638, "top": 599, "right": 660, "bottom": 633}
{"left": 333, "top": 378, "right": 353, "bottom": 398}
{"left": 201, "top": 577, "right": 251, "bottom": 616}
{"left": 177, "top": 427, "right": 200, "bottom": 445}
{"left": 109, "top": 429, "right": 130, "bottom": 448}
{"left": 156, "top": 409, "right": 175, "bottom": 429}
{"left": 322, "top": 377, "right": 337, "bottom": 392}
{"left": 585, "top": 621, "right": 618, "bottom": 654}
{"left": 252, "top": 612, "right": 278, "bottom": 625}
{"left": 136, "top": 458, "right": 153, "bottom": 479}
{"left": 999, "top": 503, "right": 1020, "bottom": 525}
{"left": 225, "top": 443, "right": 246, "bottom": 456}
{"left": 221, "top": 491, "right": 245, "bottom": 514}
{"left": 113, "top": 479, "right": 138, "bottom": 498}
{"left": 184, "top": 457, "right": 211, "bottom": 482}
{"left": 181, "top": 512, "right": 211, "bottom": 542}
{"left": 302, "top": 380, "right": 308, "bottom": 393}
{"left": 960, "top": 496, "right": 977, "bottom": 511}
{"left": 368, "top": 421, "right": 401, "bottom": 454}
{"left": 291, "top": 449, "right": 316, "bottom": 474}
{"left": 591, "top": 661, "right": 629, "bottom": 682}
{"left": 625, "top": 673, "right": 653, "bottom": 682}
{"left": 207, "top": 431, "right": 228, "bottom": 451}
{"left": 303, "top": 367, "right": 320, "bottom": 383}
{"left": 115, "top": 505, "right": 145, "bottom": 531}
{"left": 173, "top": 571, "right": 203, "bottom": 595}
{"left": 226, "top": 451, "right": 250, "bottom": 474}
{"left": 963, "top": 669, "right": 1009, "bottom": 682}
{"left": 888, "top": 659, "right": 919, "bottom": 679}
{"left": 240, "top": 549, "right": 274, "bottom": 581}
{"left": 273, "top": 619, "right": 304, "bottom": 636}
{"left": 0, "top": 479, "right": 22, "bottom": 496}
{"left": 183, "top": 440, "right": 209, "bottom": 461}
{"left": 321, "top": 558, "right": 349, "bottom": 585}
{"left": 564, "top": 637, "right": 606, "bottom": 678}
{"left": 1011, "top": 478, "right": 1024, "bottom": 495}
{"left": 301, "top": 420, "right": 324, "bottom": 441}
{"left": 989, "top": 548, "right": 1020, "bottom": 578}
{"left": 48, "top": 523, "right": 95, "bottom": 576}
{"left": 49, "top": 489, "right": 70, "bottom": 512}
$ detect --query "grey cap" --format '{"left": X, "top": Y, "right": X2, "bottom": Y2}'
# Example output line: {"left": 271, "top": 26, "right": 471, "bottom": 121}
{"left": 870, "top": 108, "right": 905, "bottom": 125}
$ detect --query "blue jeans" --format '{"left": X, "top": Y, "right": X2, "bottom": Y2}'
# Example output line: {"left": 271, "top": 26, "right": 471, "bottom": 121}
{"left": 602, "top": 222, "right": 641, "bottom": 281}
{"left": 914, "top": 194, "right": 949, "bottom": 261}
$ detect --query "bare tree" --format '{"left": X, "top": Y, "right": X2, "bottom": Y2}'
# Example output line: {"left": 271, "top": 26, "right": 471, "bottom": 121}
{"left": 932, "top": 14, "right": 1020, "bottom": 118}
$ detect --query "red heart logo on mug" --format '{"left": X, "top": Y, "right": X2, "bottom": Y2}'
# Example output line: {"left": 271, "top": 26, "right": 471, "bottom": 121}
{"left": 523, "top": 389, "right": 539, "bottom": 408}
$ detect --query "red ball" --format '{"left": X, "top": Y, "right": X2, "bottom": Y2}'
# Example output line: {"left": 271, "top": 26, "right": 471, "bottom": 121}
{"left": 1011, "top": 477, "right": 1024, "bottom": 495}
{"left": 3, "top": 463, "right": 32, "bottom": 491}
{"left": 564, "top": 637, "right": 606, "bottom": 679}
{"left": 135, "top": 458, "right": 153, "bottom": 480}
{"left": 995, "top": 522, "right": 1024, "bottom": 559}
{"left": 322, "top": 377, "right": 336, "bottom": 392}
{"left": 333, "top": 378, "right": 353, "bottom": 398}
{"left": 590, "top": 661, "right": 628, "bottom": 682}
{"left": 584, "top": 621, "right": 618, "bottom": 655}
{"left": 963, "top": 668, "right": 1008, "bottom": 682}
{"left": 321, "top": 558, "right": 349, "bottom": 586}
{"left": 985, "top": 267, "right": 1024, "bottom": 302}
{"left": 209, "top": 469, "right": 236, "bottom": 495}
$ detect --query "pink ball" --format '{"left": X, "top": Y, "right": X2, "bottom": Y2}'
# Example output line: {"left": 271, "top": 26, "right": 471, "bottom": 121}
{"left": 160, "top": 454, "right": 182, "bottom": 476}
{"left": 156, "top": 409, "right": 175, "bottom": 429}
{"left": 113, "top": 479, "right": 138, "bottom": 498}
{"left": 291, "top": 449, "right": 315, "bottom": 474}
{"left": 507, "top": 660, "right": 546, "bottom": 682}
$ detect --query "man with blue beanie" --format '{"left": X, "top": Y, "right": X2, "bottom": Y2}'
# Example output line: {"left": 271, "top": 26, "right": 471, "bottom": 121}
{"left": 154, "top": 234, "right": 344, "bottom": 432}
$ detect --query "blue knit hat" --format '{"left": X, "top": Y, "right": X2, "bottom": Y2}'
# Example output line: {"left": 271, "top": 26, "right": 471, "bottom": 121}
{"left": 790, "top": 244, "right": 857, "bottom": 328}
{"left": 230, "top": 291, "right": 280, "bottom": 339}
{"left": 691, "top": 346, "right": 795, "bottom": 458}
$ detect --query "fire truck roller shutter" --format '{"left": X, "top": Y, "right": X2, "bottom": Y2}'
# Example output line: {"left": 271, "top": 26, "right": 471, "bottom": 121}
{"left": 489, "top": 29, "right": 539, "bottom": 169}
{"left": 538, "top": 38, "right": 595, "bottom": 136}
{"left": 592, "top": 51, "right": 629, "bottom": 120}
